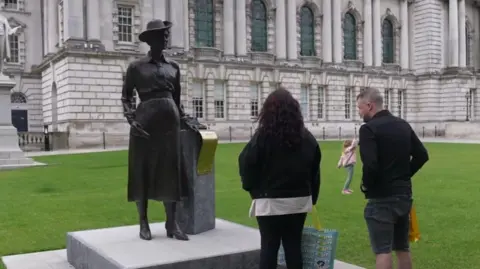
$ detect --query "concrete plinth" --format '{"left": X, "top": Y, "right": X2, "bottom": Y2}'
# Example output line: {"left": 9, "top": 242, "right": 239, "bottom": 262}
{"left": 176, "top": 129, "right": 216, "bottom": 235}
{"left": 66, "top": 219, "right": 260, "bottom": 269}
{"left": 2, "top": 225, "right": 365, "bottom": 269}
{"left": 0, "top": 74, "right": 38, "bottom": 170}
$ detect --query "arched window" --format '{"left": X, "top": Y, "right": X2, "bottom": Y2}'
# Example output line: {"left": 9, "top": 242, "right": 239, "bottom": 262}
{"left": 300, "top": 6, "right": 315, "bottom": 56}
{"left": 11, "top": 92, "right": 27, "bottom": 103}
{"left": 251, "top": 0, "right": 267, "bottom": 52}
{"left": 194, "top": 0, "right": 215, "bottom": 47}
{"left": 382, "top": 19, "right": 394, "bottom": 63}
{"left": 343, "top": 12, "right": 357, "bottom": 60}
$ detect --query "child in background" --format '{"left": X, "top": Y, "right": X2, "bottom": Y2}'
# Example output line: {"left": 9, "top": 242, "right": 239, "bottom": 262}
{"left": 337, "top": 139, "right": 358, "bottom": 194}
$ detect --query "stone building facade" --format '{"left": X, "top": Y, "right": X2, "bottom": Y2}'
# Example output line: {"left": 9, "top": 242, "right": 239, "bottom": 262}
{"left": 5, "top": 0, "right": 480, "bottom": 147}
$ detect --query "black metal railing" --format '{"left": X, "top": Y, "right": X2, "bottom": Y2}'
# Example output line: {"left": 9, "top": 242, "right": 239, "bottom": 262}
{"left": 17, "top": 125, "right": 443, "bottom": 152}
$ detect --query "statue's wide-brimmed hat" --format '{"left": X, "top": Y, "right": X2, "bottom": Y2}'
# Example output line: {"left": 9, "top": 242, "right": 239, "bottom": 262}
{"left": 139, "top": 19, "right": 172, "bottom": 42}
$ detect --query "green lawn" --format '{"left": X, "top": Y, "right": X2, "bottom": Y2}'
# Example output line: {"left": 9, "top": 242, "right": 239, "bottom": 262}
{"left": 0, "top": 141, "right": 477, "bottom": 269}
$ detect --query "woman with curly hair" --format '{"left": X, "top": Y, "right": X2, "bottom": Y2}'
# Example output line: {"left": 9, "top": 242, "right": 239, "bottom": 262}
{"left": 238, "top": 86, "right": 321, "bottom": 269}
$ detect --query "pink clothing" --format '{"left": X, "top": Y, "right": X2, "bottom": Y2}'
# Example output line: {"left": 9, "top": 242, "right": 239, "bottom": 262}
{"left": 337, "top": 139, "right": 358, "bottom": 167}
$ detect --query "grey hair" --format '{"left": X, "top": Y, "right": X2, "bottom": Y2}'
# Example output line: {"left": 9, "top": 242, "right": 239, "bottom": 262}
{"left": 356, "top": 88, "right": 383, "bottom": 108}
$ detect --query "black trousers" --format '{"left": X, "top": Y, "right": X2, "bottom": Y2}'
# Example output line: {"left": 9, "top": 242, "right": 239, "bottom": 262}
{"left": 256, "top": 213, "right": 307, "bottom": 269}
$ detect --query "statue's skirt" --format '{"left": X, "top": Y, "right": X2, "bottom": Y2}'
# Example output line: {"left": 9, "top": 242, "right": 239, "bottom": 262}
{"left": 127, "top": 97, "right": 188, "bottom": 202}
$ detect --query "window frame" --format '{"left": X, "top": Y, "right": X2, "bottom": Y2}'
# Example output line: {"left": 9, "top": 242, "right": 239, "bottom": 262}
{"left": 382, "top": 18, "right": 395, "bottom": 64}
{"left": 343, "top": 12, "right": 357, "bottom": 60}
{"left": 194, "top": 0, "right": 215, "bottom": 47}
{"left": 250, "top": 0, "right": 268, "bottom": 52}
{"left": 299, "top": 6, "right": 315, "bottom": 57}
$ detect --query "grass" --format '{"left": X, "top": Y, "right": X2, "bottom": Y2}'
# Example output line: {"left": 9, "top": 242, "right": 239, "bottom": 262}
{"left": 0, "top": 141, "right": 478, "bottom": 269}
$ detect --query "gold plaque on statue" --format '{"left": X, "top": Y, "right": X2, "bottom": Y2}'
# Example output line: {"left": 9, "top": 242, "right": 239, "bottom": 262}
{"left": 197, "top": 130, "right": 218, "bottom": 175}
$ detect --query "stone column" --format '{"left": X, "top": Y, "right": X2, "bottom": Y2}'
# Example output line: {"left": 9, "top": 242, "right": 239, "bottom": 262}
{"left": 449, "top": 0, "right": 459, "bottom": 67}
{"left": 169, "top": 0, "right": 185, "bottom": 49}
{"left": 275, "top": 0, "right": 287, "bottom": 59}
{"left": 46, "top": 0, "right": 58, "bottom": 54}
{"left": 287, "top": 0, "right": 297, "bottom": 60}
{"left": 459, "top": 0, "right": 466, "bottom": 68}
{"left": 153, "top": 0, "right": 166, "bottom": 19}
{"left": 63, "top": 0, "right": 85, "bottom": 40}
{"left": 236, "top": 0, "right": 247, "bottom": 56}
{"left": 373, "top": 0, "right": 381, "bottom": 66}
{"left": 224, "top": 0, "right": 235, "bottom": 55}
{"left": 206, "top": 79, "right": 215, "bottom": 120}
{"left": 87, "top": 0, "right": 100, "bottom": 41}
{"left": 0, "top": 77, "right": 36, "bottom": 169}
{"left": 332, "top": 0, "right": 342, "bottom": 63}
{"left": 363, "top": 0, "right": 373, "bottom": 66}
{"left": 322, "top": 0, "right": 332, "bottom": 63}
{"left": 400, "top": 0, "right": 409, "bottom": 69}
{"left": 183, "top": 0, "right": 190, "bottom": 51}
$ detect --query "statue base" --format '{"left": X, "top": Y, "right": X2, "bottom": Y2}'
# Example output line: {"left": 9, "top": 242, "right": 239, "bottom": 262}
{"left": 65, "top": 219, "right": 261, "bottom": 269}
{"left": 176, "top": 129, "right": 218, "bottom": 234}
{"left": 0, "top": 74, "right": 40, "bottom": 170}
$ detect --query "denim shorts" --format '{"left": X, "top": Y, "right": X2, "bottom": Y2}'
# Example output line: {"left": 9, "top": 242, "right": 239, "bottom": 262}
{"left": 364, "top": 195, "right": 413, "bottom": 254}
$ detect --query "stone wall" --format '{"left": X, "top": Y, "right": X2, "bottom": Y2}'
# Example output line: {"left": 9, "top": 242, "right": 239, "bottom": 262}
{"left": 10, "top": 75, "right": 43, "bottom": 132}
{"left": 41, "top": 54, "right": 129, "bottom": 134}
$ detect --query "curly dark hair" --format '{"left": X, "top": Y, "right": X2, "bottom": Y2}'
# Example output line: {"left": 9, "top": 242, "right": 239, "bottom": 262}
{"left": 256, "top": 86, "right": 305, "bottom": 149}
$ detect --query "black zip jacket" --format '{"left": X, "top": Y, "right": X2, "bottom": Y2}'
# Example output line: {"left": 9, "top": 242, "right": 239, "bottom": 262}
{"left": 359, "top": 110, "right": 429, "bottom": 199}
{"left": 238, "top": 129, "right": 321, "bottom": 205}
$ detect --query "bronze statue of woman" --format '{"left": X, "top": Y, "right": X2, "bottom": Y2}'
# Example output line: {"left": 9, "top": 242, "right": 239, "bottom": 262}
{"left": 121, "top": 19, "right": 191, "bottom": 241}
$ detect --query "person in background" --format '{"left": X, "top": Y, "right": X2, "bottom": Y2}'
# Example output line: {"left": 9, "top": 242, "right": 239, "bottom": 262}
{"left": 238, "top": 87, "right": 321, "bottom": 269}
{"left": 356, "top": 88, "right": 429, "bottom": 269}
{"left": 337, "top": 138, "right": 358, "bottom": 194}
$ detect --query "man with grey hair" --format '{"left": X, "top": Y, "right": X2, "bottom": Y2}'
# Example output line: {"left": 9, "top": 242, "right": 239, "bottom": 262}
{"left": 356, "top": 88, "right": 429, "bottom": 269}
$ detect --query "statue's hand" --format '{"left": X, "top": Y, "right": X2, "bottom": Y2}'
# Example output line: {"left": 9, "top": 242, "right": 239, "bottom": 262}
{"left": 125, "top": 112, "right": 135, "bottom": 125}
{"left": 131, "top": 121, "right": 150, "bottom": 139}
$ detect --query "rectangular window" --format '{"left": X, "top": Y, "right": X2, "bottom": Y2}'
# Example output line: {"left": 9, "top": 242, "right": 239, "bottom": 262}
{"left": 7, "top": 34, "right": 18, "bottom": 63}
{"left": 344, "top": 87, "right": 353, "bottom": 119}
{"left": 117, "top": 6, "right": 134, "bottom": 42}
{"left": 192, "top": 82, "right": 204, "bottom": 119}
{"left": 4, "top": 0, "right": 18, "bottom": 10}
{"left": 384, "top": 88, "right": 392, "bottom": 110}
{"left": 318, "top": 86, "right": 325, "bottom": 119}
{"left": 250, "top": 83, "right": 259, "bottom": 118}
{"left": 468, "top": 88, "right": 476, "bottom": 121}
{"left": 397, "top": 89, "right": 405, "bottom": 118}
{"left": 300, "top": 86, "right": 309, "bottom": 119}
{"left": 214, "top": 81, "right": 225, "bottom": 119}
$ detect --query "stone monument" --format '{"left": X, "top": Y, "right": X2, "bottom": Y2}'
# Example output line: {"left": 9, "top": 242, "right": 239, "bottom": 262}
{"left": 0, "top": 10, "right": 36, "bottom": 170}
{"left": 65, "top": 19, "right": 262, "bottom": 269}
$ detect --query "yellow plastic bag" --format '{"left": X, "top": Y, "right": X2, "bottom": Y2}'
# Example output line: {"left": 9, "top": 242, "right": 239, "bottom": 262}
{"left": 409, "top": 204, "right": 420, "bottom": 242}
{"left": 311, "top": 206, "right": 322, "bottom": 230}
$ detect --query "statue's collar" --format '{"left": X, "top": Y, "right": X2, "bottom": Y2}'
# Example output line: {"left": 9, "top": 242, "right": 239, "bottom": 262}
{"left": 147, "top": 51, "right": 168, "bottom": 64}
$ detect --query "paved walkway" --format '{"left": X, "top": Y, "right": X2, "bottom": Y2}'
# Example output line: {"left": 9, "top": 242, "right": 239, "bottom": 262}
{"left": 2, "top": 249, "right": 364, "bottom": 269}
{"left": 25, "top": 137, "right": 480, "bottom": 157}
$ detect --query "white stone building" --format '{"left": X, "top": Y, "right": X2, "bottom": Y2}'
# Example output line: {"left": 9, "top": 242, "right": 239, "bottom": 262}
{"left": 5, "top": 0, "right": 480, "bottom": 147}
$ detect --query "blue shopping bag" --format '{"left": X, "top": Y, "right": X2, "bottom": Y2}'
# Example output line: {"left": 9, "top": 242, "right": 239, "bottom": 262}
{"left": 278, "top": 207, "right": 339, "bottom": 269}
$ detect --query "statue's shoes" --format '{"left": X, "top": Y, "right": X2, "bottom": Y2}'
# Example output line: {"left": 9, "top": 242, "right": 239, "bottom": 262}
{"left": 139, "top": 224, "right": 152, "bottom": 240}
{"left": 167, "top": 230, "right": 189, "bottom": 241}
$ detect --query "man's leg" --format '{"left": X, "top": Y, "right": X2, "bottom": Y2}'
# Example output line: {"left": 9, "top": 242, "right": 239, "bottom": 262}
{"left": 364, "top": 201, "right": 396, "bottom": 269}
{"left": 256, "top": 215, "right": 282, "bottom": 269}
{"left": 393, "top": 198, "right": 413, "bottom": 269}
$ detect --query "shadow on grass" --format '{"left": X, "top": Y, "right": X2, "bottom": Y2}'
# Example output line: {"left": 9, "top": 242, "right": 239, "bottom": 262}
{"left": 86, "top": 164, "right": 128, "bottom": 170}
{"left": 34, "top": 185, "right": 58, "bottom": 194}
